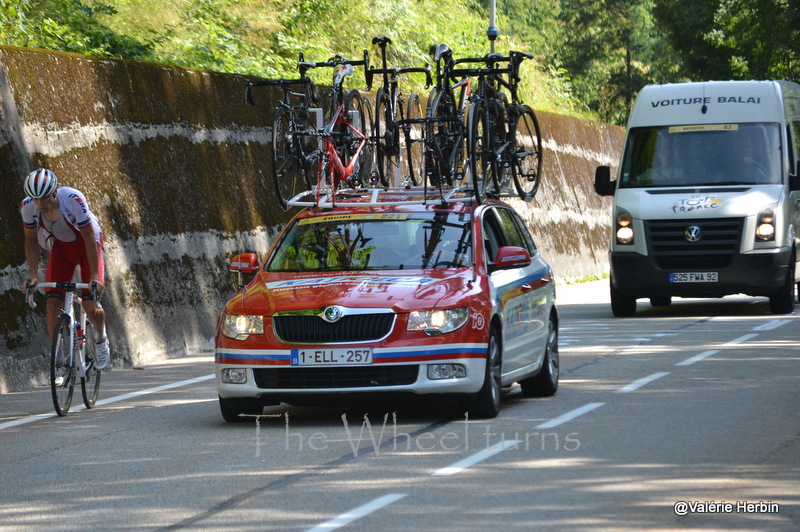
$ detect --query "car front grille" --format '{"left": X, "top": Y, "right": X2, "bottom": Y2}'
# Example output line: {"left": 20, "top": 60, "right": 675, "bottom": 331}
{"left": 273, "top": 313, "right": 395, "bottom": 343}
{"left": 252, "top": 365, "right": 419, "bottom": 389}
{"left": 644, "top": 218, "right": 743, "bottom": 270}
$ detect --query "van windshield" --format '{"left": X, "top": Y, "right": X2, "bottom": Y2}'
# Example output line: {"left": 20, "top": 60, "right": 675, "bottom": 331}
{"left": 619, "top": 123, "right": 782, "bottom": 188}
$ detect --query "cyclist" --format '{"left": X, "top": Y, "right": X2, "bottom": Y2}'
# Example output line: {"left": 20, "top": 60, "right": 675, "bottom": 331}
{"left": 19, "top": 168, "right": 111, "bottom": 372}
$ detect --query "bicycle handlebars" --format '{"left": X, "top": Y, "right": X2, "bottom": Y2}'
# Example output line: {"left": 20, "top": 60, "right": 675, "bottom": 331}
{"left": 25, "top": 281, "right": 102, "bottom": 310}
{"left": 245, "top": 78, "right": 314, "bottom": 105}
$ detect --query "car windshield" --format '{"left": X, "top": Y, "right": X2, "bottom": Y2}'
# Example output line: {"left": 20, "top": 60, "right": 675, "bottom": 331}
{"left": 266, "top": 212, "right": 473, "bottom": 272}
{"left": 619, "top": 123, "right": 782, "bottom": 188}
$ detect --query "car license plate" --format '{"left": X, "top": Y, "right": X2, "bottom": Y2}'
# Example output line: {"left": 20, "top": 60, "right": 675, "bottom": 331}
{"left": 669, "top": 272, "right": 719, "bottom": 283}
{"left": 291, "top": 348, "right": 373, "bottom": 366}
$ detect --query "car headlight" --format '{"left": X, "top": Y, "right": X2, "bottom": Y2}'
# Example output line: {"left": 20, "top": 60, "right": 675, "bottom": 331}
{"left": 221, "top": 313, "right": 264, "bottom": 340}
{"left": 407, "top": 307, "right": 470, "bottom": 336}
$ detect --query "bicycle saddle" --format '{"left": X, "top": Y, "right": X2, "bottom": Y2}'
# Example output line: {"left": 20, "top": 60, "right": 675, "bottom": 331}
{"left": 429, "top": 44, "right": 452, "bottom": 62}
{"left": 333, "top": 63, "right": 354, "bottom": 87}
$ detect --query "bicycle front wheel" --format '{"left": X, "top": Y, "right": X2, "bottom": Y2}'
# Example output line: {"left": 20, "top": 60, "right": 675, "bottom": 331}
{"left": 81, "top": 321, "right": 101, "bottom": 409}
{"left": 426, "top": 88, "right": 460, "bottom": 188}
{"left": 51, "top": 314, "right": 75, "bottom": 416}
{"left": 404, "top": 93, "right": 424, "bottom": 186}
{"left": 272, "top": 106, "right": 310, "bottom": 210}
{"left": 511, "top": 105, "right": 543, "bottom": 200}
{"left": 374, "top": 88, "right": 399, "bottom": 187}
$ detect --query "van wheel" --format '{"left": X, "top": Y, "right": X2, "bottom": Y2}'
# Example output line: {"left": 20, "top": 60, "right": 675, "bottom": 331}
{"left": 769, "top": 259, "right": 796, "bottom": 314}
{"left": 610, "top": 278, "right": 637, "bottom": 317}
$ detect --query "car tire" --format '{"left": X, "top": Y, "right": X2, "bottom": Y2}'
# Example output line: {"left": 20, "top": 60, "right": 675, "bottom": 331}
{"left": 465, "top": 326, "right": 502, "bottom": 419}
{"left": 219, "top": 396, "right": 263, "bottom": 423}
{"left": 520, "top": 313, "right": 559, "bottom": 397}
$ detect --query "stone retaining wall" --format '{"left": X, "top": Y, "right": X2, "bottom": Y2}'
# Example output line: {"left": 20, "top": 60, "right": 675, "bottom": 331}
{"left": 0, "top": 46, "right": 621, "bottom": 392}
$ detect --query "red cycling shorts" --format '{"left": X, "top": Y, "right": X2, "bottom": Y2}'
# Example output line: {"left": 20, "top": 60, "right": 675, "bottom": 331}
{"left": 45, "top": 229, "right": 105, "bottom": 300}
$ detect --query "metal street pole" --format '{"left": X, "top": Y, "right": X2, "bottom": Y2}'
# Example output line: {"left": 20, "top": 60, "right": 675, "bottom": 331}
{"left": 488, "top": 0, "right": 498, "bottom": 53}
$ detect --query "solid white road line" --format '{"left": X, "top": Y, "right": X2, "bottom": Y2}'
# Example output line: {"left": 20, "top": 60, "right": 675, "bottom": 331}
{"left": 724, "top": 334, "right": 759, "bottom": 345}
{"left": 536, "top": 402, "right": 606, "bottom": 429}
{"left": 616, "top": 372, "right": 670, "bottom": 394}
{"left": 0, "top": 373, "right": 214, "bottom": 431}
{"left": 676, "top": 349, "right": 720, "bottom": 367}
{"left": 305, "top": 493, "right": 407, "bottom": 532}
{"left": 432, "top": 439, "right": 520, "bottom": 477}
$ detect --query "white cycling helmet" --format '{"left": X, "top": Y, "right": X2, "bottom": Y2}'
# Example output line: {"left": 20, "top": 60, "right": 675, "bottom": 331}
{"left": 24, "top": 168, "right": 58, "bottom": 198}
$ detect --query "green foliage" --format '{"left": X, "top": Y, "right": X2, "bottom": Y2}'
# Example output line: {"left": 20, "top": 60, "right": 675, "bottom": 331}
{"left": 0, "top": 0, "right": 153, "bottom": 58}
{"left": 655, "top": 0, "right": 800, "bottom": 81}
{"left": 5, "top": 0, "right": 800, "bottom": 125}
{"left": 0, "top": 0, "right": 583, "bottom": 115}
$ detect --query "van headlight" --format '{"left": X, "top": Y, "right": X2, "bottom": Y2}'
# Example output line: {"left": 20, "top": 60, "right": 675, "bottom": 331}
{"left": 615, "top": 209, "right": 634, "bottom": 245}
{"left": 755, "top": 204, "right": 776, "bottom": 242}
{"left": 408, "top": 308, "right": 470, "bottom": 335}
{"left": 222, "top": 313, "right": 264, "bottom": 340}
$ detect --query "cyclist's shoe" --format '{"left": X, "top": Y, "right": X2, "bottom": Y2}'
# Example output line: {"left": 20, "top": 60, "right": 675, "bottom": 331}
{"left": 54, "top": 366, "right": 68, "bottom": 387}
{"left": 94, "top": 340, "right": 111, "bottom": 370}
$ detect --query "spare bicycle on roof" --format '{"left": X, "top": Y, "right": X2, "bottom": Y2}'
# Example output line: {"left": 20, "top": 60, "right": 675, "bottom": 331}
{"left": 245, "top": 35, "right": 543, "bottom": 209}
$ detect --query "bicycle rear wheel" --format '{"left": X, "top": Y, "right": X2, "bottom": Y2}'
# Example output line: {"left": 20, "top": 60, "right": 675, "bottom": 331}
{"left": 426, "top": 88, "right": 460, "bottom": 188}
{"left": 468, "top": 100, "right": 500, "bottom": 202}
{"left": 511, "top": 105, "right": 543, "bottom": 200}
{"left": 341, "top": 89, "right": 373, "bottom": 188}
{"left": 272, "top": 106, "right": 311, "bottom": 210}
{"left": 374, "top": 88, "right": 399, "bottom": 187}
{"left": 51, "top": 314, "right": 75, "bottom": 416}
{"left": 81, "top": 321, "right": 101, "bottom": 409}
{"left": 404, "top": 93, "right": 424, "bottom": 186}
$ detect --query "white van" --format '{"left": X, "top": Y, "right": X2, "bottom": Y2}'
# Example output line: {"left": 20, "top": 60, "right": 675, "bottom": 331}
{"left": 595, "top": 80, "right": 800, "bottom": 316}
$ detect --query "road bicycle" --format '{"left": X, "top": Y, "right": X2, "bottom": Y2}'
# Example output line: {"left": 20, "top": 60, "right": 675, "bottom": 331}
{"left": 366, "top": 36, "right": 431, "bottom": 187}
{"left": 306, "top": 53, "right": 375, "bottom": 204}
{"left": 248, "top": 53, "right": 374, "bottom": 208}
{"left": 424, "top": 44, "right": 473, "bottom": 191}
{"left": 26, "top": 281, "right": 102, "bottom": 416}
{"left": 246, "top": 63, "right": 320, "bottom": 211}
{"left": 465, "top": 51, "right": 543, "bottom": 202}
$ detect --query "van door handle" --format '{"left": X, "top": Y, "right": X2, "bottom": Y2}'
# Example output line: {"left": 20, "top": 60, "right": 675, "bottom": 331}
{"left": 521, "top": 283, "right": 533, "bottom": 292}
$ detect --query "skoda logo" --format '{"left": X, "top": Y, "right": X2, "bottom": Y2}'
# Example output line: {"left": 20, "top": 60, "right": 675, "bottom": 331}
{"left": 322, "top": 306, "right": 344, "bottom": 323}
{"left": 684, "top": 225, "right": 702, "bottom": 243}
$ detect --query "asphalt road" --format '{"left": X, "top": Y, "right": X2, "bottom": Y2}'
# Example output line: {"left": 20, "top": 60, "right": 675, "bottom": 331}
{"left": 1, "top": 280, "right": 798, "bottom": 531}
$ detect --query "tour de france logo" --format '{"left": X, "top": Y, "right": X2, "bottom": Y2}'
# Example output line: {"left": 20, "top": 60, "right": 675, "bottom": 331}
{"left": 671, "top": 196, "right": 724, "bottom": 213}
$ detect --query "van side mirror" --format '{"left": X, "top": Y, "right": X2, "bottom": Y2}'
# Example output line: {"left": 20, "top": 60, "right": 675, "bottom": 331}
{"left": 229, "top": 253, "right": 259, "bottom": 289}
{"left": 594, "top": 165, "right": 616, "bottom": 196}
{"left": 790, "top": 160, "right": 800, "bottom": 191}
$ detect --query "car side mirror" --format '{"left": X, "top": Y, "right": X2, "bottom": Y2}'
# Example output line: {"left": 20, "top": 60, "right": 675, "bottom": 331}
{"left": 229, "top": 253, "right": 259, "bottom": 289}
{"left": 594, "top": 165, "right": 616, "bottom": 196}
{"left": 489, "top": 246, "right": 532, "bottom": 273}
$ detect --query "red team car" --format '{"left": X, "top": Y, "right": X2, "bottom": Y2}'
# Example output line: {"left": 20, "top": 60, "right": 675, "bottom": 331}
{"left": 215, "top": 191, "right": 558, "bottom": 421}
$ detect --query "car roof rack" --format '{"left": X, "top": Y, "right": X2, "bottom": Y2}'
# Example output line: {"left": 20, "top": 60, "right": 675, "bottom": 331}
{"left": 286, "top": 185, "right": 518, "bottom": 208}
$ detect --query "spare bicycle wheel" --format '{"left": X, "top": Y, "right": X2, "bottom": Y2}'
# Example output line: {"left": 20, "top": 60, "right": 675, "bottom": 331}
{"left": 512, "top": 105, "right": 543, "bottom": 200}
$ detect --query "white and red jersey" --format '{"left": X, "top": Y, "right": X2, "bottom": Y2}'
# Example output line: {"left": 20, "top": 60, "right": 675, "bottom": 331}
{"left": 19, "top": 187, "right": 102, "bottom": 249}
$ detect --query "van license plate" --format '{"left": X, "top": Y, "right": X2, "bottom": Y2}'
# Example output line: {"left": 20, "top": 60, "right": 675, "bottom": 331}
{"left": 291, "top": 348, "right": 373, "bottom": 366}
{"left": 670, "top": 272, "right": 718, "bottom": 283}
